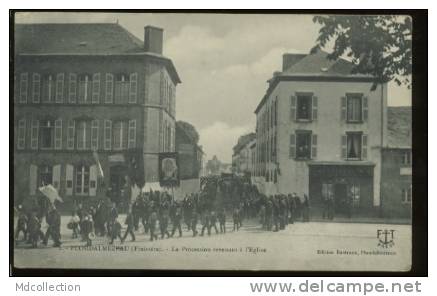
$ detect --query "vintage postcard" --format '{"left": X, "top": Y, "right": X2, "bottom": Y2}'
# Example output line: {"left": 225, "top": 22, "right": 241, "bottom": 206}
{"left": 12, "top": 12, "right": 414, "bottom": 272}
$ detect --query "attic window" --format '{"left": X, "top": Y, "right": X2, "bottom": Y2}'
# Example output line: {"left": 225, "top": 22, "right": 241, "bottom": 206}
{"left": 79, "top": 42, "right": 87, "bottom": 47}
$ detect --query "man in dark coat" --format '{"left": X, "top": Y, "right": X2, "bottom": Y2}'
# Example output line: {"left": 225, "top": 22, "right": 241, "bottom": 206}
{"left": 218, "top": 208, "right": 226, "bottom": 233}
{"left": 148, "top": 203, "right": 159, "bottom": 241}
{"left": 232, "top": 208, "right": 240, "bottom": 231}
{"left": 43, "top": 207, "right": 61, "bottom": 247}
{"left": 171, "top": 205, "right": 183, "bottom": 238}
{"left": 28, "top": 212, "right": 42, "bottom": 248}
{"left": 209, "top": 210, "right": 219, "bottom": 234}
{"left": 82, "top": 215, "right": 94, "bottom": 246}
{"left": 159, "top": 204, "right": 170, "bottom": 239}
{"left": 109, "top": 218, "right": 123, "bottom": 244}
{"left": 200, "top": 209, "right": 211, "bottom": 236}
{"left": 191, "top": 208, "right": 199, "bottom": 237}
{"left": 122, "top": 210, "right": 136, "bottom": 242}
{"left": 15, "top": 205, "right": 28, "bottom": 243}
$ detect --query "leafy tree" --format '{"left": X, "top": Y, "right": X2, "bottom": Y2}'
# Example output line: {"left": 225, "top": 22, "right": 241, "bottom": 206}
{"left": 312, "top": 15, "right": 412, "bottom": 89}
{"left": 177, "top": 120, "right": 199, "bottom": 144}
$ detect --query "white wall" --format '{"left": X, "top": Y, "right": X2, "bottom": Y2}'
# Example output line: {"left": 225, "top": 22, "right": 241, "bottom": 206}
{"left": 257, "top": 79, "right": 387, "bottom": 206}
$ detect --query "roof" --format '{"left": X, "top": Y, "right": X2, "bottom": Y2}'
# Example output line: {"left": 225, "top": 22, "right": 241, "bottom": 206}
{"left": 14, "top": 23, "right": 181, "bottom": 83}
{"left": 233, "top": 133, "right": 256, "bottom": 155}
{"left": 255, "top": 50, "right": 374, "bottom": 113}
{"left": 386, "top": 106, "right": 412, "bottom": 148}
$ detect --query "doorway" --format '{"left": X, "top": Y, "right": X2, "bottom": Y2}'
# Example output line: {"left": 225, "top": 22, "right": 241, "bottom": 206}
{"left": 109, "top": 165, "right": 128, "bottom": 203}
{"left": 334, "top": 183, "right": 348, "bottom": 215}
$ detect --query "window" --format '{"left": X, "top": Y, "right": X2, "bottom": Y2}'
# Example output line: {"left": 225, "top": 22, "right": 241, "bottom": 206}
{"left": 402, "top": 150, "right": 412, "bottom": 165}
{"left": 297, "top": 94, "right": 312, "bottom": 120}
{"left": 349, "top": 184, "right": 360, "bottom": 207}
{"left": 76, "top": 120, "right": 91, "bottom": 150}
{"left": 17, "top": 119, "right": 26, "bottom": 149}
{"left": 75, "top": 165, "right": 90, "bottom": 195}
{"left": 42, "top": 74, "right": 55, "bottom": 103}
{"left": 401, "top": 185, "right": 412, "bottom": 204}
{"left": 347, "top": 94, "right": 362, "bottom": 122}
{"left": 40, "top": 120, "right": 54, "bottom": 149}
{"left": 346, "top": 132, "right": 362, "bottom": 160}
{"left": 113, "top": 121, "right": 127, "bottom": 150}
{"left": 40, "top": 165, "right": 53, "bottom": 186}
{"left": 322, "top": 183, "right": 334, "bottom": 200}
{"left": 296, "top": 131, "right": 311, "bottom": 159}
{"left": 78, "top": 74, "right": 91, "bottom": 103}
{"left": 114, "top": 74, "right": 130, "bottom": 104}
{"left": 19, "top": 73, "right": 28, "bottom": 103}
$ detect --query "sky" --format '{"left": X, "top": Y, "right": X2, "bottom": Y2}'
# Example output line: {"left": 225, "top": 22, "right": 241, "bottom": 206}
{"left": 15, "top": 12, "right": 412, "bottom": 163}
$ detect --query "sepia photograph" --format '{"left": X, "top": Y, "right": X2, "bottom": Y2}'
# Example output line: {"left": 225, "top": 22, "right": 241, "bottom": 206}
{"left": 11, "top": 11, "right": 420, "bottom": 273}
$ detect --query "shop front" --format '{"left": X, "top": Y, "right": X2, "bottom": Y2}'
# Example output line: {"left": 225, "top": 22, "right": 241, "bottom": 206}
{"left": 308, "top": 162, "right": 375, "bottom": 217}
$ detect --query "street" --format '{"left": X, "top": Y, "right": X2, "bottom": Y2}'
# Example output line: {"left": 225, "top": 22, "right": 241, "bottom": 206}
{"left": 14, "top": 216, "right": 412, "bottom": 271}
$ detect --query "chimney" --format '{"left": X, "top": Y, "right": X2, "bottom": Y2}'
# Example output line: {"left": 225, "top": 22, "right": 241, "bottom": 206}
{"left": 144, "top": 26, "right": 163, "bottom": 54}
{"left": 282, "top": 53, "right": 306, "bottom": 71}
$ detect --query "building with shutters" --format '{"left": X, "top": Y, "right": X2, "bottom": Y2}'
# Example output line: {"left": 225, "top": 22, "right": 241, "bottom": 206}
{"left": 253, "top": 50, "right": 388, "bottom": 216}
{"left": 13, "top": 23, "right": 181, "bottom": 208}
{"left": 231, "top": 133, "right": 256, "bottom": 176}
{"left": 380, "top": 107, "right": 412, "bottom": 219}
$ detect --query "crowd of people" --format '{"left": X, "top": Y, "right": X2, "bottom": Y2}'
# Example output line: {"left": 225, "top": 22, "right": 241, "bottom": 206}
{"left": 14, "top": 177, "right": 312, "bottom": 249}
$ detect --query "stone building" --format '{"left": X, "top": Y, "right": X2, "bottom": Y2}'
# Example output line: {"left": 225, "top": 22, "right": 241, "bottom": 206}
{"left": 254, "top": 50, "right": 388, "bottom": 215}
{"left": 13, "top": 23, "right": 180, "bottom": 207}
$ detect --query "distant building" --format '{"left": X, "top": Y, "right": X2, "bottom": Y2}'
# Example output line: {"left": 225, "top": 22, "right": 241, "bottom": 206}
{"left": 13, "top": 23, "right": 181, "bottom": 207}
{"left": 232, "top": 133, "right": 256, "bottom": 176}
{"left": 175, "top": 122, "right": 204, "bottom": 180}
{"left": 254, "top": 50, "right": 387, "bottom": 216}
{"left": 380, "top": 107, "right": 412, "bottom": 219}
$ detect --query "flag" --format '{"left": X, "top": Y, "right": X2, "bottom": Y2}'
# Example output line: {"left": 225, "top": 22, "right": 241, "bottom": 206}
{"left": 39, "top": 184, "right": 63, "bottom": 205}
{"left": 130, "top": 184, "right": 141, "bottom": 203}
{"left": 93, "top": 149, "right": 104, "bottom": 179}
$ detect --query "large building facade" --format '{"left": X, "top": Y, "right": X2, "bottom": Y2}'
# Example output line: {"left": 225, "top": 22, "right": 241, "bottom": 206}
{"left": 13, "top": 23, "right": 180, "bottom": 207}
{"left": 254, "top": 50, "right": 387, "bottom": 216}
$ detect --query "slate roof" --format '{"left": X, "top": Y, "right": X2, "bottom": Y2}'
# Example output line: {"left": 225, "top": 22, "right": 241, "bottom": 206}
{"left": 255, "top": 50, "right": 373, "bottom": 113}
{"left": 14, "top": 23, "right": 146, "bottom": 54}
{"left": 282, "top": 50, "right": 365, "bottom": 77}
{"left": 387, "top": 106, "right": 412, "bottom": 148}
{"left": 14, "top": 23, "right": 181, "bottom": 83}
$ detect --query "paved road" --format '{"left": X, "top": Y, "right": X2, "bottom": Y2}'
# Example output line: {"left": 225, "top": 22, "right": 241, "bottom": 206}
{"left": 13, "top": 216, "right": 412, "bottom": 271}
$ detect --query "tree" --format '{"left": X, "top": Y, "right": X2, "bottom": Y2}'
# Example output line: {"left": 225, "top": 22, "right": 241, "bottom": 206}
{"left": 177, "top": 120, "right": 200, "bottom": 144}
{"left": 312, "top": 15, "right": 412, "bottom": 89}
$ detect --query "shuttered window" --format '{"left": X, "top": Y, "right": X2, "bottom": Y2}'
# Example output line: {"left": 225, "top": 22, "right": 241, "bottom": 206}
{"left": 19, "top": 73, "right": 28, "bottom": 103}
{"left": 362, "top": 134, "right": 368, "bottom": 159}
{"left": 91, "top": 119, "right": 99, "bottom": 150}
{"left": 17, "top": 119, "right": 26, "bottom": 149}
{"left": 104, "top": 120, "right": 112, "bottom": 150}
{"left": 92, "top": 73, "right": 101, "bottom": 104}
{"left": 69, "top": 73, "right": 77, "bottom": 103}
{"left": 65, "top": 164, "right": 74, "bottom": 196}
{"left": 312, "top": 96, "right": 318, "bottom": 120}
{"left": 341, "top": 96, "right": 347, "bottom": 121}
{"left": 129, "top": 73, "right": 138, "bottom": 103}
{"left": 362, "top": 96, "right": 369, "bottom": 121}
{"left": 105, "top": 73, "right": 114, "bottom": 103}
{"left": 128, "top": 119, "right": 137, "bottom": 148}
{"left": 32, "top": 73, "right": 41, "bottom": 103}
{"left": 54, "top": 119, "right": 63, "bottom": 149}
{"left": 30, "top": 119, "right": 39, "bottom": 150}
{"left": 311, "top": 134, "right": 318, "bottom": 159}
{"left": 55, "top": 73, "right": 64, "bottom": 103}
{"left": 67, "top": 120, "right": 75, "bottom": 150}
{"left": 341, "top": 135, "right": 347, "bottom": 159}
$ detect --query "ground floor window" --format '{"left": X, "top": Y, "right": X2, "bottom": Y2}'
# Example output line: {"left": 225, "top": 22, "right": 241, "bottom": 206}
{"left": 321, "top": 183, "right": 334, "bottom": 200}
{"left": 75, "top": 165, "right": 90, "bottom": 195}
{"left": 349, "top": 184, "right": 360, "bottom": 207}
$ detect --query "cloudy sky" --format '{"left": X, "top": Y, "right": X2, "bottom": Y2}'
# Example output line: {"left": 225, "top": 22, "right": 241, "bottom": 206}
{"left": 16, "top": 12, "right": 411, "bottom": 163}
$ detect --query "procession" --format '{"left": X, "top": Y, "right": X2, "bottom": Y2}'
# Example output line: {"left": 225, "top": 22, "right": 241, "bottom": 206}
{"left": 14, "top": 175, "right": 313, "bottom": 249}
